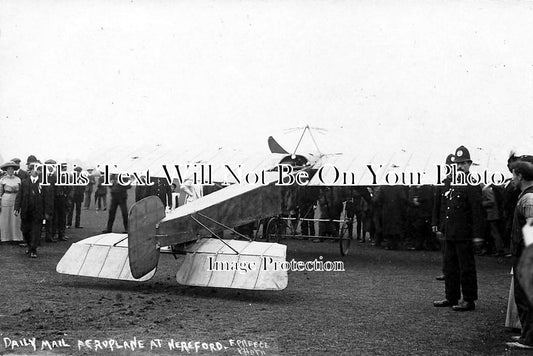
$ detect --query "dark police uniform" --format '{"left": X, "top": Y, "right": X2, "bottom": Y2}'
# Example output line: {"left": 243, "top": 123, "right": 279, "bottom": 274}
{"left": 433, "top": 147, "right": 483, "bottom": 311}
{"left": 443, "top": 182, "right": 483, "bottom": 304}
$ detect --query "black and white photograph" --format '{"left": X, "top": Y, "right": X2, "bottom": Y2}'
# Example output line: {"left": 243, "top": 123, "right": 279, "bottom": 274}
{"left": 2, "top": 0, "right": 533, "bottom": 354}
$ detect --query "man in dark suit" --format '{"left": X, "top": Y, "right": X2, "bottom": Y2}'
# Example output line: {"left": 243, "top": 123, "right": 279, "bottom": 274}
{"left": 52, "top": 162, "right": 70, "bottom": 241}
{"left": 432, "top": 153, "right": 455, "bottom": 280}
{"left": 67, "top": 166, "right": 85, "bottom": 228}
{"left": 298, "top": 186, "right": 320, "bottom": 238}
{"left": 14, "top": 161, "right": 54, "bottom": 258}
{"left": 408, "top": 184, "right": 435, "bottom": 250}
{"left": 102, "top": 174, "right": 131, "bottom": 233}
{"left": 84, "top": 170, "right": 95, "bottom": 209}
{"left": 42, "top": 159, "right": 57, "bottom": 242}
{"left": 148, "top": 177, "right": 173, "bottom": 209}
{"left": 507, "top": 159, "right": 533, "bottom": 349}
{"left": 433, "top": 146, "right": 483, "bottom": 311}
{"left": 135, "top": 184, "right": 150, "bottom": 203}
{"left": 16, "top": 155, "right": 40, "bottom": 246}
{"left": 376, "top": 184, "right": 408, "bottom": 250}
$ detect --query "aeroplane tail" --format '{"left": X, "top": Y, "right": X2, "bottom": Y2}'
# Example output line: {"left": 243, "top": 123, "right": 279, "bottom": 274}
{"left": 128, "top": 196, "right": 166, "bottom": 279}
{"left": 55, "top": 196, "right": 165, "bottom": 282}
{"left": 268, "top": 136, "right": 289, "bottom": 154}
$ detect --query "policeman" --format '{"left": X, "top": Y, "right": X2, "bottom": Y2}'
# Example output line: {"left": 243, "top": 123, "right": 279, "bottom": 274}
{"left": 433, "top": 146, "right": 483, "bottom": 311}
{"left": 432, "top": 153, "right": 455, "bottom": 280}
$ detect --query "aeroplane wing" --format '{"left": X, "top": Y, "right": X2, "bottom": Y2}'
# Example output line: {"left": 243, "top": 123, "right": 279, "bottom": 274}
{"left": 176, "top": 238, "right": 288, "bottom": 290}
{"left": 87, "top": 144, "right": 284, "bottom": 183}
{"left": 56, "top": 233, "right": 288, "bottom": 290}
{"left": 156, "top": 171, "right": 286, "bottom": 246}
{"left": 56, "top": 233, "right": 156, "bottom": 281}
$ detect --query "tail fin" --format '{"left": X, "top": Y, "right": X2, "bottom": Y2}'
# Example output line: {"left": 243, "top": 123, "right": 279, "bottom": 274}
{"left": 268, "top": 136, "right": 289, "bottom": 154}
{"left": 128, "top": 196, "right": 166, "bottom": 279}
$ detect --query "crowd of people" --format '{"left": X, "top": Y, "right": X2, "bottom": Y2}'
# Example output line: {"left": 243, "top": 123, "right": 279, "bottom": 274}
{"left": 291, "top": 151, "right": 515, "bottom": 258}
{"left": 0, "top": 155, "right": 201, "bottom": 257}
{"left": 275, "top": 145, "right": 533, "bottom": 349}
{"left": 0, "top": 156, "right": 108, "bottom": 257}
{"left": 2, "top": 147, "right": 533, "bottom": 348}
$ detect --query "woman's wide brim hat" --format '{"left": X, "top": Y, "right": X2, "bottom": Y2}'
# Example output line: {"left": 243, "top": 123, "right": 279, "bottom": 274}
{"left": 1, "top": 161, "right": 20, "bottom": 171}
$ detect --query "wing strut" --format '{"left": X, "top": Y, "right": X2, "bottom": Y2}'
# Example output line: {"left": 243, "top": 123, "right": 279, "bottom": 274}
{"left": 113, "top": 235, "right": 128, "bottom": 247}
{"left": 292, "top": 125, "right": 323, "bottom": 156}
{"left": 196, "top": 212, "right": 253, "bottom": 242}
{"left": 189, "top": 215, "right": 240, "bottom": 255}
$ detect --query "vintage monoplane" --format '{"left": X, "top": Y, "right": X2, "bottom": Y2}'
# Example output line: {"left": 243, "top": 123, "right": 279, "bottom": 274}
{"left": 57, "top": 127, "right": 333, "bottom": 291}
{"left": 57, "top": 126, "right": 509, "bottom": 290}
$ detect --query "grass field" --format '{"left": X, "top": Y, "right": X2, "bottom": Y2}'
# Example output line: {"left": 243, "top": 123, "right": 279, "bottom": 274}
{"left": 0, "top": 192, "right": 526, "bottom": 355}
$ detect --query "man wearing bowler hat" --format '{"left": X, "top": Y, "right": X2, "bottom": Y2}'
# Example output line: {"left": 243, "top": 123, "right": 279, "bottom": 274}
{"left": 14, "top": 160, "right": 54, "bottom": 258}
{"left": 10, "top": 158, "right": 28, "bottom": 181}
{"left": 433, "top": 145, "right": 483, "bottom": 311}
{"left": 17, "top": 155, "right": 39, "bottom": 246}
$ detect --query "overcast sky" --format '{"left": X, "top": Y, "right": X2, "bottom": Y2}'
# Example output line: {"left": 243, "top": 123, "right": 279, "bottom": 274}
{"left": 1, "top": 0, "right": 533, "bottom": 171}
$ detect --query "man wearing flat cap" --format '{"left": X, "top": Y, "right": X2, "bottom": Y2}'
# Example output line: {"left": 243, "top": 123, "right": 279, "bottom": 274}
{"left": 433, "top": 146, "right": 483, "bottom": 311}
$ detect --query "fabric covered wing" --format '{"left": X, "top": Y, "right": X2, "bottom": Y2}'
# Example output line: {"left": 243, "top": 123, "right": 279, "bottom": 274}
{"left": 176, "top": 238, "right": 288, "bottom": 290}
{"left": 56, "top": 233, "right": 156, "bottom": 281}
{"left": 158, "top": 173, "right": 287, "bottom": 245}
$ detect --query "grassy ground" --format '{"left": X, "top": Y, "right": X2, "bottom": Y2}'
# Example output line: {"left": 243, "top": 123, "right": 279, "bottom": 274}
{"left": 0, "top": 192, "right": 527, "bottom": 355}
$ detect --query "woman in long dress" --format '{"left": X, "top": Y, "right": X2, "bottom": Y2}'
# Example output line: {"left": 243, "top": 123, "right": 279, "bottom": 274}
{"left": 0, "top": 161, "right": 23, "bottom": 242}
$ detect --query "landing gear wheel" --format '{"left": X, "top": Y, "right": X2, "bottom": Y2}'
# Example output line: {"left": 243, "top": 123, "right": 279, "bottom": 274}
{"left": 266, "top": 217, "right": 283, "bottom": 243}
